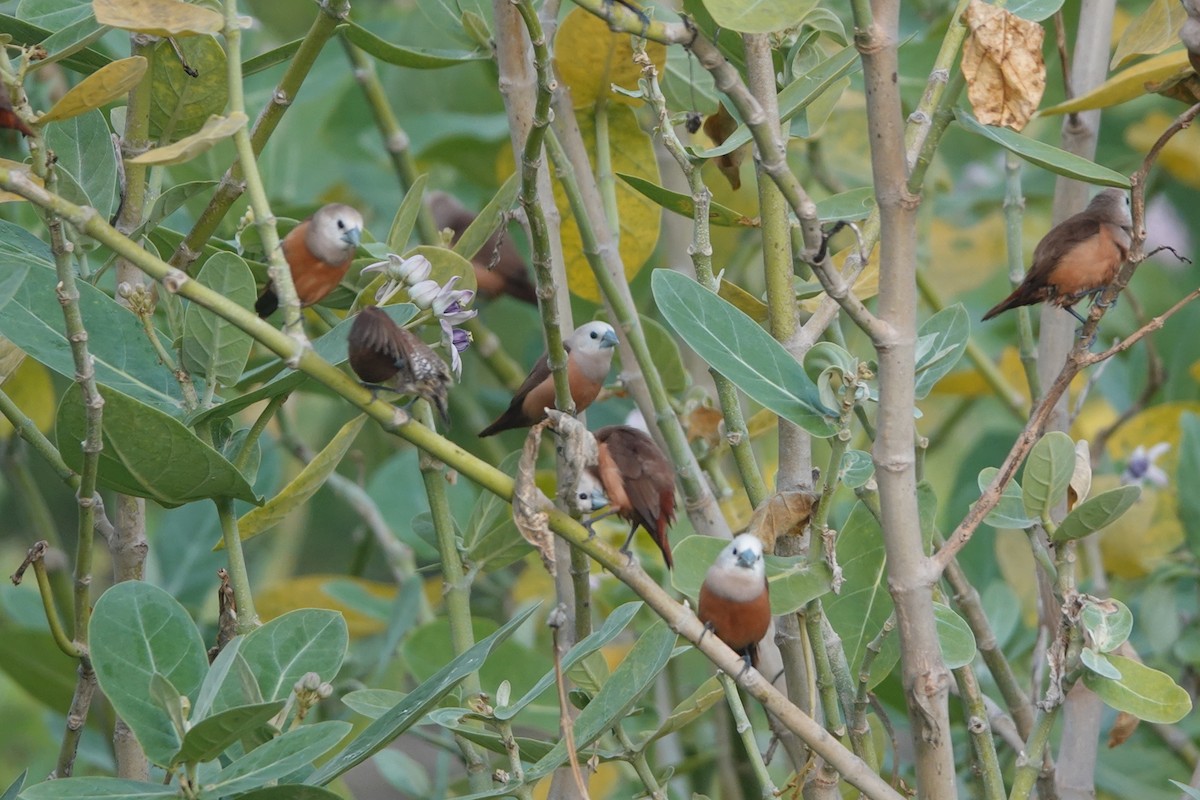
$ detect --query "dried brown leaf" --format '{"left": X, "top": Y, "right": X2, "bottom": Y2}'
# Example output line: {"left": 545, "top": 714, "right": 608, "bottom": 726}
{"left": 1067, "top": 439, "right": 1091, "bottom": 511}
{"left": 513, "top": 420, "right": 557, "bottom": 575}
{"left": 703, "top": 105, "right": 746, "bottom": 190}
{"left": 746, "top": 490, "right": 819, "bottom": 552}
{"left": 93, "top": 0, "right": 223, "bottom": 37}
{"left": 685, "top": 405, "right": 724, "bottom": 448}
{"left": 1107, "top": 710, "right": 1139, "bottom": 748}
{"left": 961, "top": 0, "right": 1046, "bottom": 131}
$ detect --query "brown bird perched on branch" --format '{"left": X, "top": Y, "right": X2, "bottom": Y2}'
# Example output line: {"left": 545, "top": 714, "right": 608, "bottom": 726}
{"left": 698, "top": 534, "right": 771, "bottom": 670}
{"left": 479, "top": 321, "right": 618, "bottom": 437}
{"left": 982, "top": 188, "right": 1132, "bottom": 323}
{"left": 577, "top": 425, "right": 677, "bottom": 569}
{"left": 348, "top": 306, "right": 452, "bottom": 424}
{"left": 256, "top": 203, "right": 364, "bottom": 318}
{"left": 428, "top": 192, "right": 537, "bottom": 305}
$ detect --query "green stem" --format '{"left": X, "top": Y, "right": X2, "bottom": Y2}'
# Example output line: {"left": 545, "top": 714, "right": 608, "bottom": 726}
{"left": 615, "top": 723, "right": 665, "bottom": 799}
{"left": 1003, "top": 154, "right": 1042, "bottom": 400}
{"left": 233, "top": 393, "right": 287, "bottom": 472}
{"left": 215, "top": 497, "right": 259, "bottom": 630}
{"left": 717, "top": 671, "right": 777, "bottom": 799}
{"left": 952, "top": 664, "right": 1005, "bottom": 800}
{"left": 33, "top": 558, "right": 81, "bottom": 658}
{"left": 593, "top": 101, "right": 619, "bottom": 236}
{"left": 805, "top": 603, "right": 847, "bottom": 737}
{"left": 222, "top": 0, "right": 301, "bottom": 337}
{"left": 636, "top": 49, "right": 766, "bottom": 505}
{"left": 1008, "top": 705, "right": 1058, "bottom": 800}
{"left": 171, "top": 1, "right": 350, "bottom": 272}
{"left": 418, "top": 398, "right": 489, "bottom": 791}
{"left": 0, "top": 388, "right": 77, "bottom": 486}
{"left": 496, "top": 718, "right": 534, "bottom": 800}
{"left": 340, "top": 36, "right": 440, "bottom": 247}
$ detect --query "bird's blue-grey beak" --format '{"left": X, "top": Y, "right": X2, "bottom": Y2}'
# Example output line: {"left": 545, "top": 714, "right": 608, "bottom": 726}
{"left": 736, "top": 548, "right": 759, "bottom": 569}
{"left": 343, "top": 226, "right": 362, "bottom": 248}
{"left": 600, "top": 329, "right": 619, "bottom": 348}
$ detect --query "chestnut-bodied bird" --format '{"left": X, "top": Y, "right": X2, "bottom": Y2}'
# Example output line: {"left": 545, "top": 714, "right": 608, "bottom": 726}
{"left": 582, "top": 425, "right": 677, "bottom": 569}
{"left": 479, "top": 321, "right": 619, "bottom": 437}
{"left": 256, "top": 203, "right": 364, "bottom": 318}
{"left": 982, "top": 188, "right": 1132, "bottom": 323}
{"left": 698, "top": 534, "right": 771, "bottom": 670}
{"left": 429, "top": 192, "right": 537, "bottom": 305}
{"left": 348, "top": 306, "right": 452, "bottom": 424}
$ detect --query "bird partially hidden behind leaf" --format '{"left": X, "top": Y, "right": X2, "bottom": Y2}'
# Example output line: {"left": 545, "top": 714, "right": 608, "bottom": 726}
{"left": 348, "top": 306, "right": 452, "bottom": 425}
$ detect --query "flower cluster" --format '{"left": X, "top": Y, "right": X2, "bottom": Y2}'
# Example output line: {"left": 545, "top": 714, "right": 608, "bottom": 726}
{"left": 362, "top": 253, "right": 476, "bottom": 377}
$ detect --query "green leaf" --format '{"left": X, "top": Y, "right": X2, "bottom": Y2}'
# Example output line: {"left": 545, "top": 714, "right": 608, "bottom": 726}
{"left": 89, "top": 582, "right": 209, "bottom": 766}
{"left": 173, "top": 700, "right": 286, "bottom": 765}
{"left": 616, "top": 172, "right": 754, "bottom": 227}
{"left": 934, "top": 603, "right": 976, "bottom": 669}
{"left": 522, "top": 618, "right": 676, "bottom": 783}
{"left": 373, "top": 748, "right": 432, "bottom": 798}
{"left": 1, "top": 770, "right": 25, "bottom": 800}
{"left": 4, "top": 6, "right": 111, "bottom": 74}
{"left": 44, "top": 109, "right": 119, "bottom": 221}
{"left": 804, "top": 340, "right": 857, "bottom": 412}
{"left": 825, "top": 502, "right": 890, "bottom": 681}
{"left": 1007, "top": 0, "right": 1065, "bottom": 20}
{"left": 1082, "top": 654, "right": 1192, "bottom": 723}
{"left": 239, "top": 610, "right": 349, "bottom": 703}
{"left": 305, "top": 605, "right": 539, "bottom": 785}
{"left": 343, "top": 23, "right": 488, "bottom": 68}
{"left": 194, "top": 635, "right": 245, "bottom": 720}
{"left": 211, "top": 721, "right": 352, "bottom": 795}
{"left": 1081, "top": 647, "right": 1122, "bottom": 679}
{"left": 671, "top": 535, "right": 831, "bottom": 615}
{"left": 233, "top": 415, "right": 368, "bottom": 542}
{"left": 496, "top": 602, "right": 642, "bottom": 721}
{"left": 955, "top": 110, "right": 1130, "bottom": 189}
{"left": 149, "top": 672, "right": 187, "bottom": 742}
{"left": 0, "top": 627, "right": 77, "bottom": 712}
{"left": 701, "top": 0, "right": 819, "bottom": 34}
{"left": 913, "top": 305, "right": 969, "bottom": 399}
{"left": 1177, "top": 413, "right": 1200, "bottom": 552}
{"left": 1170, "top": 781, "right": 1200, "bottom": 800}
{"left": 18, "top": 777, "right": 179, "bottom": 799}
{"left": 149, "top": 34, "right": 227, "bottom": 142}
{"left": 462, "top": 454, "right": 531, "bottom": 572}
{"left": 234, "top": 787, "right": 344, "bottom": 800}
{"left": 56, "top": 383, "right": 258, "bottom": 507}
{"left": 654, "top": 270, "right": 836, "bottom": 436}
{"left": 183, "top": 252, "right": 256, "bottom": 387}
{"left": 342, "top": 689, "right": 406, "bottom": 720}
{"left": 974, "top": 467, "right": 1036, "bottom": 529}
{"left": 243, "top": 38, "right": 303, "bottom": 76}
{"left": 647, "top": 675, "right": 724, "bottom": 743}
{"left": 1080, "top": 597, "right": 1133, "bottom": 653}
{"left": 0, "top": 256, "right": 184, "bottom": 416}
{"left": 814, "top": 187, "right": 875, "bottom": 222}
{"left": 189, "top": 305, "right": 416, "bottom": 426}
{"left": 425, "top": 708, "right": 557, "bottom": 762}
{"left": 386, "top": 174, "right": 430, "bottom": 253}
{"left": 839, "top": 449, "right": 874, "bottom": 489}
{"left": 449, "top": 174, "right": 522, "bottom": 258}
{"left": 1022, "top": 431, "right": 1075, "bottom": 519}
{"left": 1053, "top": 484, "right": 1141, "bottom": 542}
{"left": 691, "top": 43, "right": 860, "bottom": 158}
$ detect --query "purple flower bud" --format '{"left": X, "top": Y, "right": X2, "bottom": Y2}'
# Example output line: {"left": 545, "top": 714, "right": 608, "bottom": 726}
{"left": 451, "top": 327, "right": 471, "bottom": 352}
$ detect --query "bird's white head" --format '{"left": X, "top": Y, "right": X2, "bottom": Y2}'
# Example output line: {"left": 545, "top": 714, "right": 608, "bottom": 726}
{"left": 574, "top": 470, "right": 610, "bottom": 514}
{"left": 567, "top": 321, "right": 619, "bottom": 381}
{"left": 1092, "top": 188, "right": 1131, "bottom": 228}
{"left": 308, "top": 203, "right": 364, "bottom": 262}
{"left": 718, "top": 534, "right": 765, "bottom": 575}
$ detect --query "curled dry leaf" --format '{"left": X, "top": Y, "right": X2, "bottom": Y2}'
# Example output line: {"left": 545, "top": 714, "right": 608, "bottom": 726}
{"left": 685, "top": 405, "right": 724, "bottom": 448}
{"left": 1068, "top": 439, "right": 1092, "bottom": 511}
{"left": 513, "top": 420, "right": 557, "bottom": 576}
{"left": 961, "top": 0, "right": 1046, "bottom": 131}
{"left": 702, "top": 105, "right": 746, "bottom": 190}
{"left": 1107, "top": 710, "right": 1139, "bottom": 748}
{"left": 93, "top": 0, "right": 224, "bottom": 37}
{"left": 545, "top": 409, "right": 599, "bottom": 506}
{"left": 746, "top": 489, "right": 819, "bottom": 553}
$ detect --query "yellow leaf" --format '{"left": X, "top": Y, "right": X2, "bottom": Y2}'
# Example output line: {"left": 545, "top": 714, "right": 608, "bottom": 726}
{"left": 0, "top": 356, "right": 54, "bottom": 439}
{"left": 130, "top": 112, "right": 245, "bottom": 166}
{"left": 227, "top": 415, "right": 368, "bottom": 546}
{"left": 1070, "top": 398, "right": 1118, "bottom": 444}
{"left": 1040, "top": 50, "right": 1191, "bottom": 116}
{"left": 553, "top": 7, "right": 666, "bottom": 108}
{"left": 512, "top": 558, "right": 557, "bottom": 607}
{"left": 0, "top": 158, "right": 41, "bottom": 203}
{"left": 961, "top": 0, "right": 1046, "bottom": 131}
{"left": 1191, "top": 358, "right": 1200, "bottom": 382}
{"left": 717, "top": 278, "right": 767, "bottom": 323}
{"left": 1093, "top": 475, "right": 1183, "bottom": 578}
{"left": 39, "top": 56, "right": 148, "bottom": 124}
{"left": 553, "top": 104, "right": 660, "bottom": 302}
{"left": 1125, "top": 110, "right": 1200, "bottom": 188}
{"left": 255, "top": 575, "right": 394, "bottom": 638}
{"left": 1111, "top": 0, "right": 1187, "bottom": 68}
{"left": 93, "top": 0, "right": 223, "bottom": 36}
{"left": 1104, "top": 401, "right": 1200, "bottom": 472}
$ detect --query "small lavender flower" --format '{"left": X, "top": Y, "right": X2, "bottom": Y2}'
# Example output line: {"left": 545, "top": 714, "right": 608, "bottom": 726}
{"left": 440, "top": 321, "right": 471, "bottom": 378}
{"left": 431, "top": 276, "right": 476, "bottom": 322}
{"left": 1121, "top": 442, "right": 1170, "bottom": 487}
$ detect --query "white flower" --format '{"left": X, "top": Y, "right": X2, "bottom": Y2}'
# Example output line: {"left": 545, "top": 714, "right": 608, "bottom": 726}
{"left": 1121, "top": 442, "right": 1170, "bottom": 487}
